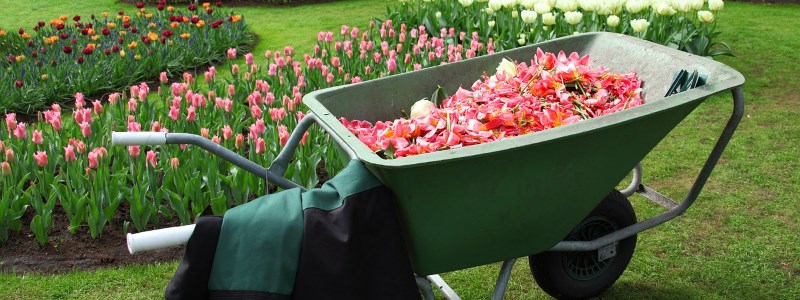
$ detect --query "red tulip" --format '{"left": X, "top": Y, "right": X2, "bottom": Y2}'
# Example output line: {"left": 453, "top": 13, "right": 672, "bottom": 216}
{"left": 63, "top": 46, "right": 72, "bottom": 54}
{"left": 15, "top": 80, "right": 23, "bottom": 88}
{"left": 135, "top": 2, "right": 144, "bottom": 9}
{"left": 73, "top": 15, "right": 80, "bottom": 22}
{"left": 102, "top": 28, "right": 110, "bottom": 35}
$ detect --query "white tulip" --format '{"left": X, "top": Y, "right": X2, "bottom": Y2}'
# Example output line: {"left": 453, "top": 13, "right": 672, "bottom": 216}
{"left": 435, "top": 11, "right": 442, "bottom": 19}
{"left": 521, "top": 0, "right": 536, "bottom": 9}
{"left": 534, "top": 2, "right": 552, "bottom": 14}
{"left": 542, "top": 12, "right": 557, "bottom": 26}
{"left": 496, "top": 58, "right": 518, "bottom": 77}
{"left": 656, "top": 2, "right": 677, "bottom": 16}
{"left": 521, "top": 10, "right": 538, "bottom": 23}
{"left": 512, "top": 10, "right": 519, "bottom": 18}
{"left": 697, "top": 10, "right": 715, "bottom": 23}
{"left": 488, "top": 20, "right": 496, "bottom": 27}
{"left": 486, "top": 7, "right": 496, "bottom": 14}
{"left": 606, "top": 15, "right": 620, "bottom": 27}
{"left": 709, "top": 0, "right": 724, "bottom": 11}
{"left": 564, "top": 11, "right": 583, "bottom": 25}
{"left": 410, "top": 100, "right": 436, "bottom": 118}
{"left": 578, "top": 0, "right": 599, "bottom": 12}
{"left": 625, "top": 0, "right": 647, "bottom": 14}
{"left": 555, "top": 0, "right": 578, "bottom": 12}
{"left": 459, "top": 0, "right": 475, "bottom": 7}
{"left": 630, "top": 18, "right": 650, "bottom": 33}
{"left": 488, "top": 0, "right": 504, "bottom": 11}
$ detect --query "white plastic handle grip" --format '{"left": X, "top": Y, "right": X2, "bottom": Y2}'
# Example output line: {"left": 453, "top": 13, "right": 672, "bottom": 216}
{"left": 127, "top": 224, "right": 196, "bottom": 254}
{"left": 111, "top": 132, "right": 167, "bottom": 146}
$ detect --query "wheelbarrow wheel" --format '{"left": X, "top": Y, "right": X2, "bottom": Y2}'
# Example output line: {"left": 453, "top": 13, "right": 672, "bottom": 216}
{"left": 529, "top": 190, "right": 637, "bottom": 299}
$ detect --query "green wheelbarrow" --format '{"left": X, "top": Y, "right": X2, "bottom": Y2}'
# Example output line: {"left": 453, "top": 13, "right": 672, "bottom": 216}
{"left": 115, "top": 32, "right": 744, "bottom": 299}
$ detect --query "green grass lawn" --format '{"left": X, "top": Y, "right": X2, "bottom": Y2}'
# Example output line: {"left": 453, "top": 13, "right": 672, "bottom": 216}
{"left": 1, "top": 1, "right": 799, "bottom": 299}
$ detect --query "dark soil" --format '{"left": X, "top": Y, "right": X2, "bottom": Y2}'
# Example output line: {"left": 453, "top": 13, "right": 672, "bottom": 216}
{"left": 1, "top": 161, "right": 332, "bottom": 275}
{"left": 0, "top": 203, "right": 184, "bottom": 275}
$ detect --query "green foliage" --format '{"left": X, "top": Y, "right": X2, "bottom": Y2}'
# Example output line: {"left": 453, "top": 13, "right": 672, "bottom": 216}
{"left": 0, "top": 3, "right": 251, "bottom": 113}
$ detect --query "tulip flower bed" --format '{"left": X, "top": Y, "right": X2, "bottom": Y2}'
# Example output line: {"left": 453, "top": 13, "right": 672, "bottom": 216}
{"left": 0, "top": 18, "right": 497, "bottom": 245}
{"left": 0, "top": 1, "right": 250, "bottom": 114}
{"left": 387, "top": 0, "right": 733, "bottom": 57}
{"left": 341, "top": 49, "right": 644, "bottom": 158}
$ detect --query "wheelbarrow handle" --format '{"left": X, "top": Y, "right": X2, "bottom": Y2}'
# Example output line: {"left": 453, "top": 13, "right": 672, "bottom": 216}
{"left": 126, "top": 224, "right": 195, "bottom": 254}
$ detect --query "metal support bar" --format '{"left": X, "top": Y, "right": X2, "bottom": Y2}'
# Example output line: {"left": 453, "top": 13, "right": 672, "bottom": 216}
{"left": 427, "top": 274, "right": 461, "bottom": 300}
{"left": 639, "top": 184, "right": 677, "bottom": 209}
{"left": 550, "top": 86, "right": 745, "bottom": 252}
{"left": 620, "top": 163, "right": 643, "bottom": 197}
{"left": 491, "top": 259, "right": 517, "bottom": 300}
{"left": 165, "top": 133, "right": 303, "bottom": 191}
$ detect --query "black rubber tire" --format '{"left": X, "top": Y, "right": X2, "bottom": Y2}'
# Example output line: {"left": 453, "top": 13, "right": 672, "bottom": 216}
{"left": 529, "top": 190, "right": 637, "bottom": 300}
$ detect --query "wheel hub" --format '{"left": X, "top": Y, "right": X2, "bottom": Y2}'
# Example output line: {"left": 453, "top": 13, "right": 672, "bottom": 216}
{"left": 562, "top": 216, "right": 619, "bottom": 280}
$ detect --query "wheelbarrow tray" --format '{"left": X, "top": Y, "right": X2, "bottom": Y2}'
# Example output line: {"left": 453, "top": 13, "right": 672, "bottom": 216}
{"left": 303, "top": 32, "right": 745, "bottom": 276}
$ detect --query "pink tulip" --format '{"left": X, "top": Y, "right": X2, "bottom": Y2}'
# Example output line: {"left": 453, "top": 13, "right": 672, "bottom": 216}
{"left": 5, "top": 149, "right": 14, "bottom": 161}
{"left": 352, "top": 76, "right": 362, "bottom": 83}
{"left": 222, "top": 125, "right": 232, "bottom": 140}
{"left": 228, "top": 84, "right": 235, "bottom": 97}
{"left": 160, "top": 71, "right": 168, "bottom": 84}
{"left": 169, "top": 105, "right": 180, "bottom": 121}
{"left": 208, "top": 66, "right": 217, "bottom": 76}
{"left": 387, "top": 58, "right": 397, "bottom": 72}
{"left": 87, "top": 150, "right": 99, "bottom": 169}
{"left": 226, "top": 48, "right": 236, "bottom": 59}
{"left": 13, "top": 122, "right": 26, "bottom": 139}
{"left": 186, "top": 106, "right": 196, "bottom": 122}
{"left": 269, "top": 107, "right": 286, "bottom": 122}
{"left": 296, "top": 111, "right": 305, "bottom": 122}
{"left": 170, "top": 157, "right": 179, "bottom": 169}
{"left": 146, "top": 150, "right": 157, "bottom": 167}
{"left": 235, "top": 134, "right": 244, "bottom": 149}
{"left": 5, "top": 113, "right": 17, "bottom": 133}
{"left": 245, "top": 53, "right": 253, "bottom": 65}
{"left": 90, "top": 100, "right": 102, "bottom": 115}
{"left": 300, "top": 131, "right": 309, "bottom": 146}
{"left": 0, "top": 161, "right": 10, "bottom": 176}
{"left": 200, "top": 128, "right": 209, "bottom": 138}
{"left": 33, "top": 151, "right": 48, "bottom": 168}
{"left": 80, "top": 122, "right": 92, "bottom": 137}
{"left": 211, "top": 135, "right": 221, "bottom": 144}
{"left": 64, "top": 145, "right": 77, "bottom": 162}
{"left": 75, "top": 92, "right": 85, "bottom": 109}
{"left": 179, "top": 72, "right": 192, "bottom": 84}
{"left": 268, "top": 64, "right": 277, "bottom": 76}
{"left": 255, "top": 137, "right": 266, "bottom": 154}
{"left": 264, "top": 92, "right": 275, "bottom": 106}
{"left": 127, "top": 121, "right": 141, "bottom": 132}
{"left": 128, "top": 98, "right": 137, "bottom": 112}
{"left": 151, "top": 121, "right": 162, "bottom": 132}
{"left": 108, "top": 92, "right": 120, "bottom": 105}
{"left": 0, "top": 140, "right": 4, "bottom": 153}
{"left": 128, "top": 145, "right": 140, "bottom": 158}
{"left": 278, "top": 125, "right": 289, "bottom": 147}
{"left": 231, "top": 64, "right": 239, "bottom": 75}
{"left": 32, "top": 129, "right": 43, "bottom": 145}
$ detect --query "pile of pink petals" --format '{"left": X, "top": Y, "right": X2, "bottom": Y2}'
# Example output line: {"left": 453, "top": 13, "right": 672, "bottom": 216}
{"left": 341, "top": 48, "right": 644, "bottom": 158}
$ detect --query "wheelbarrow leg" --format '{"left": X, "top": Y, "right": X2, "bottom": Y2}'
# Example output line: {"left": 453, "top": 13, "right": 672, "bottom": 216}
{"left": 416, "top": 276, "right": 436, "bottom": 300}
{"left": 491, "top": 259, "right": 517, "bottom": 300}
